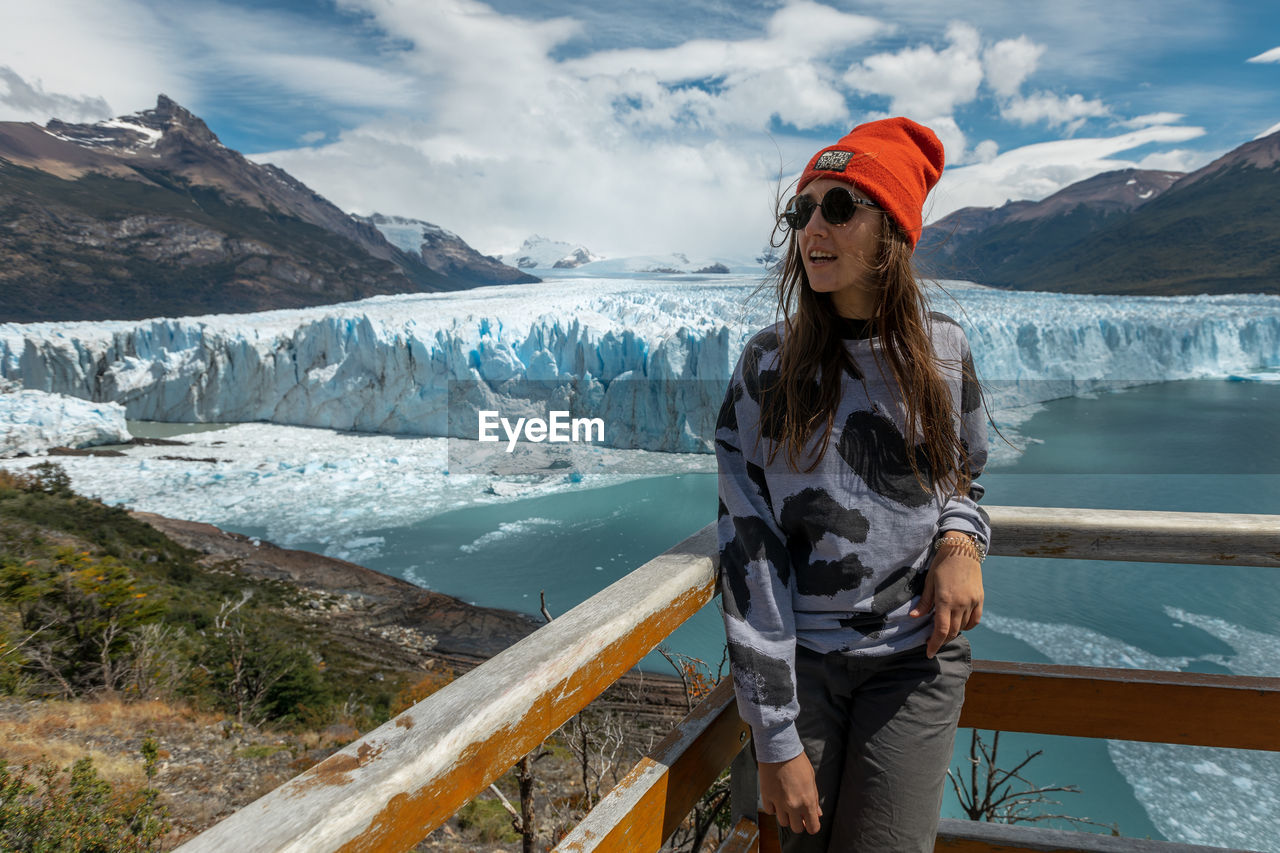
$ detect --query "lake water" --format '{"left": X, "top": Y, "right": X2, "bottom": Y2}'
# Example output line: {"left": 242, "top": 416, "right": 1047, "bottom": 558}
{"left": 146, "top": 379, "right": 1280, "bottom": 847}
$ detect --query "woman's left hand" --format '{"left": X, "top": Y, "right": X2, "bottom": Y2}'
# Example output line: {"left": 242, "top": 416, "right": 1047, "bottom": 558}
{"left": 910, "top": 539, "right": 984, "bottom": 659}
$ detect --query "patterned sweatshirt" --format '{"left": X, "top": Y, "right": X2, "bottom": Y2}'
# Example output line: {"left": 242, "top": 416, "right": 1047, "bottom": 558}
{"left": 715, "top": 312, "right": 990, "bottom": 763}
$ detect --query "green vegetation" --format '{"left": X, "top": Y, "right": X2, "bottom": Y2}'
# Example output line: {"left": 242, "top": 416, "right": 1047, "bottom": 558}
{"left": 0, "top": 740, "right": 168, "bottom": 852}
{"left": 456, "top": 797, "right": 521, "bottom": 843}
{"left": 0, "top": 463, "right": 409, "bottom": 730}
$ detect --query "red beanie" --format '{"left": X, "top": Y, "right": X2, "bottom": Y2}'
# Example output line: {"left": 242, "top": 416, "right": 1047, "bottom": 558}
{"left": 797, "top": 117, "right": 944, "bottom": 248}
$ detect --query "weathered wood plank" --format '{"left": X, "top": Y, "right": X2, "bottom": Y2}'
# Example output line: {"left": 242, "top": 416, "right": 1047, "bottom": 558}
{"left": 757, "top": 813, "right": 781, "bottom": 853}
{"left": 176, "top": 525, "right": 719, "bottom": 853}
{"left": 984, "top": 506, "right": 1280, "bottom": 567}
{"left": 934, "top": 818, "right": 1262, "bottom": 852}
{"left": 962, "top": 661, "right": 1280, "bottom": 750}
{"left": 553, "top": 678, "right": 749, "bottom": 852}
{"left": 714, "top": 817, "right": 759, "bottom": 853}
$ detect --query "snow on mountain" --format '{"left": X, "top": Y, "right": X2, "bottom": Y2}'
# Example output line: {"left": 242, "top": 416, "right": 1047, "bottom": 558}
{"left": 364, "top": 214, "right": 460, "bottom": 255}
{"left": 357, "top": 213, "right": 537, "bottom": 286}
{"left": 0, "top": 388, "right": 130, "bottom": 457}
{"left": 3, "top": 278, "right": 1279, "bottom": 455}
{"left": 499, "top": 235, "right": 602, "bottom": 270}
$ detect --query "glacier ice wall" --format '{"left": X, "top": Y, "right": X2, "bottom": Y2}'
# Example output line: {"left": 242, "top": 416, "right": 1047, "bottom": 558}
{"left": 2, "top": 277, "right": 1279, "bottom": 453}
{"left": 0, "top": 388, "right": 130, "bottom": 457}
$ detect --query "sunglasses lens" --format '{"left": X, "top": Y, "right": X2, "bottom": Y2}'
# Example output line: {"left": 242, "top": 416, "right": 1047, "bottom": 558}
{"left": 821, "top": 188, "right": 857, "bottom": 225}
{"left": 783, "top": 195, "right": 816, "bottom": 229}
{"left": 784, "top": 188, "right": 870, "bottom": 229}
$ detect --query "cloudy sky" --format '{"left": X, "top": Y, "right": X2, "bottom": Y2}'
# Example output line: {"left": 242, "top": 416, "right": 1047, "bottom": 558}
{"left": 2, "top": 0, "right": 1278, "bottom": 260}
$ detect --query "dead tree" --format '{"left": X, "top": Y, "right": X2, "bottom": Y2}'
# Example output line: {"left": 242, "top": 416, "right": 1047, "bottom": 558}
{"left": 949, "top": 729, "right": 1117, "bottom": 833}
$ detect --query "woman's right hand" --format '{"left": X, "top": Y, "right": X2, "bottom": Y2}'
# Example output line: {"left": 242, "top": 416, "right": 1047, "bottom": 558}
{"left": 759, "top": 752, "right": 822, "bottom": 835}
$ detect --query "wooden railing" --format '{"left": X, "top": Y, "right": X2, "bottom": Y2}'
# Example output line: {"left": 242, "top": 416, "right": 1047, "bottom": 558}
{"left": 176, "top": 507, "right": 1280, "bottom": 853}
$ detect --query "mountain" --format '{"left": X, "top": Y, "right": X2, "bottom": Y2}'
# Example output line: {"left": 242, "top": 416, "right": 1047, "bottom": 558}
{"left": 920, "top": 130, "right": 1280, "bottom": 295}
{"left": 918, "top": 168, "right": 1183, "bottom": 287}
{"left": 0, "top": 96, "right": 533, "bottom": 323}
{"left": 357, "top": 214, "right": 536, "bottom": 286}
{"left": 498, "top": 235, "right": 602, "bottom": 270}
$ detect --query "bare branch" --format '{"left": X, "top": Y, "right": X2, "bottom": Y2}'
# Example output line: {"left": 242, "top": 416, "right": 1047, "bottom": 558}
{"left": 487, "top": 784, "right": 522, "bottom": 830}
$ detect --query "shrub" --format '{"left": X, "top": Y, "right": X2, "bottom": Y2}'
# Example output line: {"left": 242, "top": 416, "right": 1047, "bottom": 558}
{"left": 456, "top": 797, "right": 519, "bottom": 843}
{"left": 389, "top": 667, "right": 454, "bottom": 716}
{"left": 0, "top": 742, "right": 169, "bottom": 852}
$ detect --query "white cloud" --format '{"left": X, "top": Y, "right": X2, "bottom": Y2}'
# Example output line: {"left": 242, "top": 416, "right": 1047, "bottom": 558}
{"left": 1119, "top": 112, "right": 1186, "bottom": 129}
{"left": 1000, "top": 91, "right": 1110, "bottom": 131}
{"left": 929, "top": 124, "right": 1207, "bottom": 222}
{"left": 0, "top": 0, "right": 1232, "bottom": 260}
{"left": 843, "top": 21, "right": 985, "bottom": 119}
{"left": 255, "top": 0, "right": 898, "bottom": 257}
{"left": 1246, "top": 46, "right": 1280, "bottom": 64}
{"left": 0, "top": 67, "right": 112, "bottom": 123}
{"left": 0, "top": 0, "right": 180, "bottom": 121}
{"left": 566, "top": 1, "right": 886, "bottom": 82}
{"left": 982, "top": 36, "right": 1043, "bottom": 98}
{"left": 1135, "top": 147, "right": 1216, "bottom": 172}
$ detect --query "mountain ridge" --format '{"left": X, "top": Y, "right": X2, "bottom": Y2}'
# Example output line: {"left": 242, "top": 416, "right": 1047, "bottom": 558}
{"left": 919, "top": 131, "right": 1280, "bottom": 295}
{"left": 0, "top": 96, "right": 534, "bottom": 323}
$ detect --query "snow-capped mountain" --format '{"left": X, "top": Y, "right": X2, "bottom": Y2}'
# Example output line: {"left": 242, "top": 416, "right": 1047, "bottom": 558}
{"left": 918, "top": 168, "right": 1183, "bottom": 286}
{"left": 358, "top": 214, "right": 537, "bottom": 286}
{"left": 0, "top": 96, "right": 528, "bottom": 323}
{"left": 499, "top": 235, "right": 602, "bottom": 270}
{"left": 920, "top": 127, "right": 1280, "bottom": 296}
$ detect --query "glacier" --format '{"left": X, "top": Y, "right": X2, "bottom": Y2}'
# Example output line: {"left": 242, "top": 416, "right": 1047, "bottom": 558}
{"left": 2, "top": 276, "right": 1280, "bottom": 455}
{"left": 0, "top": 385, "right": 130, "bottom": 457}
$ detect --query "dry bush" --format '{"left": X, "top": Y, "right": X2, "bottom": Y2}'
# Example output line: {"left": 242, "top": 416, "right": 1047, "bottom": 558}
{"left": 390, "top": 666, "right": 455, "bottom": 716}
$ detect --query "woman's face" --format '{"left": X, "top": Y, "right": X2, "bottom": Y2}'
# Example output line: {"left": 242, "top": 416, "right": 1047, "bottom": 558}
{"left": 796, "top": 177, "right": 883, "bottom": 319}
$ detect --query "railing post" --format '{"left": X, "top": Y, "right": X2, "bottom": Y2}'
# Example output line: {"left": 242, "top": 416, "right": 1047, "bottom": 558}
{"left": 728, "top": 735, "right": 757, "bottom": 828}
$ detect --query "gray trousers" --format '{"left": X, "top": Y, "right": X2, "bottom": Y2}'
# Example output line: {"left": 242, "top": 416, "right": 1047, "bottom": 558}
{"left": 778, "top": 636, "right": 971, "bottom": 853}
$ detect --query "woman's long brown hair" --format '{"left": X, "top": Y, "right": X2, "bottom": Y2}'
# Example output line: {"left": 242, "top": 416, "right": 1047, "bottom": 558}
{"left": 759, "top": 210, "right": 975, "bottom": 499}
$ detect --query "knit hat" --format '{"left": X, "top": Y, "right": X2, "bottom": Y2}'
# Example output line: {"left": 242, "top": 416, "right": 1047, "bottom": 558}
{"left": 797, "top": 117, "right": 944, "bottom": 248}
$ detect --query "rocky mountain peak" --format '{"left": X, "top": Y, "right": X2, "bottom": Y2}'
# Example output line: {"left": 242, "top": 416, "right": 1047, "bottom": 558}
{"left": 139, "top": 94, "right": 222, "bottom": 146}
{"left": 42, "top": 94, "right": 222, "bottom": 155}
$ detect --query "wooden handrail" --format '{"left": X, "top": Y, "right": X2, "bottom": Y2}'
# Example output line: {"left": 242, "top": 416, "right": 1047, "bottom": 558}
{"left": 554, "top": 678, "right": 747, "bottom": 851}
{"left": 177, "top": 507, "right": 1280, "bottom": 852}
{"left": 963, "top": 662, "right": 1280, "bottom": 750}
{"left": 984, "top": 506, "right": 1280, "bottom": 567}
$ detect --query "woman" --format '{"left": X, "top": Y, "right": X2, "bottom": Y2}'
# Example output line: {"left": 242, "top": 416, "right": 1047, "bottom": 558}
{"left": 716, "top": 117, "right": 990, "bottom": 852}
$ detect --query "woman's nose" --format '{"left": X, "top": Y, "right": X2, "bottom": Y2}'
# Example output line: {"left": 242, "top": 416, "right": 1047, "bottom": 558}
{"left": 803, "top": 207, "right": 829, "bottom": 235}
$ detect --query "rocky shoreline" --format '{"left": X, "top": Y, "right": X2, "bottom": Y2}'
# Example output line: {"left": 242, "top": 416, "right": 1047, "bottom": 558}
{"left": 130, "top": 511, "right": 692, "bottom": 715}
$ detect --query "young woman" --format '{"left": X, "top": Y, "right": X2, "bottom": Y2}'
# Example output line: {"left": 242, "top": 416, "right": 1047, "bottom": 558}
{"left": 715, "top": 117, "right": 990, "bottom": 852}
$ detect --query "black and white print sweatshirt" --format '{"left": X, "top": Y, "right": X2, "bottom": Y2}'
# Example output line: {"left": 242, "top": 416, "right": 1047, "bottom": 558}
{"left": 715, "top": 312, "right": 990, "bottom": 763}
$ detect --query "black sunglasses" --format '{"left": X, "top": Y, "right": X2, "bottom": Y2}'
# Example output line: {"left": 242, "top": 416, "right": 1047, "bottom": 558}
{"left": 783, "top": 186, "right": 880, "bottom": 230}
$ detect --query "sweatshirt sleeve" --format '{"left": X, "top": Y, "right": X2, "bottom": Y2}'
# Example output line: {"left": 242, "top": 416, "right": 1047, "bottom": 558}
{"left": 715, "top": 343, "right": 804, "bottom": 764}
{"left": 935, "top": 332, "right": 992, "bottom": 550}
